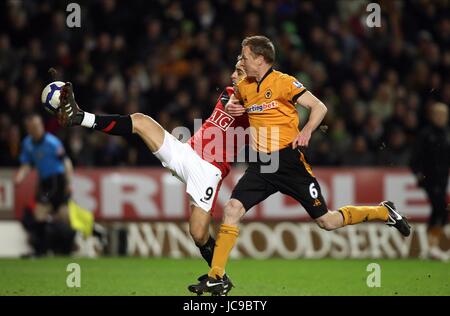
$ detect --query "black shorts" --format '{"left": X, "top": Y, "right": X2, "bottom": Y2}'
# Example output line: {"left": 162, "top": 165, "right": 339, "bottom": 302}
{"left": 231, "top": 146, "right": 328, "bottom": 219}
{"left": 36, "top": 173, "right": 70, "bottom": 212}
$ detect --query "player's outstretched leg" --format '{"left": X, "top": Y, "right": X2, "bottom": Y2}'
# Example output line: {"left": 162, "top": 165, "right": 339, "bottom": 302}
{"left": 380, "top": 201, "right": 411, "bottom": 237}
{"left": 58, "top": 82, "right": 164, "bottom": 152}
{"left": 316, "top": 201, "right": 411, "bottom": 237}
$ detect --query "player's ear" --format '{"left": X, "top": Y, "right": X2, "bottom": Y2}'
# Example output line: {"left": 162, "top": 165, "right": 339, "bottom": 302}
{"left": 257, "top": 55, "right": 265, "bottom": 65}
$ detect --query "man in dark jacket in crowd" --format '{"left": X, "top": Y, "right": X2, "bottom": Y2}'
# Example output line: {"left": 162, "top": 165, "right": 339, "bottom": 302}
{"left": 410, "top": 102, "right": 450, "bottom": 261}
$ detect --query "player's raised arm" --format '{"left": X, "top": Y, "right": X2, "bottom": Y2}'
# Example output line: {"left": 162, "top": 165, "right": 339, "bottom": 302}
{"left": 15, "top": 137, "right": 33, "bottom": 185}
{"left": 63, "top": 156, "right": 74, "bottom": 194}
{"left": 14, "top": 164, "right": 31, "bottom": 185}
{"left": 292, "top": 91, "right": 328, "bottom": 149}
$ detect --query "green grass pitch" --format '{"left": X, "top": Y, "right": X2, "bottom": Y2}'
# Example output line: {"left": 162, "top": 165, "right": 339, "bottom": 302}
{"left": 0, "top": 258, "right": 448, "bottom": 296}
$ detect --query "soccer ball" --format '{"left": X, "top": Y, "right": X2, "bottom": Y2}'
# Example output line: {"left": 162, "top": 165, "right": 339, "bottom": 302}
{"left": 41, "top": 81, "right": 65, "bottom": 114}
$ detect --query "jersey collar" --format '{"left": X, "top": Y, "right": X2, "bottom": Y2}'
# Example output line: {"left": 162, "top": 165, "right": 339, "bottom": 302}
{"left": 32, "top": 133, "right": 46, "bottom": 145}
{"left": 256, "top": 67, "right": 273, "bottom": 92}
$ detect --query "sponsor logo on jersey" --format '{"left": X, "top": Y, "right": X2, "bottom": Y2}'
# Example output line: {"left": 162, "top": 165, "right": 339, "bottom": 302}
{"left": 246, "top": 101, "right": 278, "bottom": 113}
{"left": 293, "top": 81, "right": 303, "bottom": 88}
{"left": 206, "top": 108, "right": 235, "bottom": 131}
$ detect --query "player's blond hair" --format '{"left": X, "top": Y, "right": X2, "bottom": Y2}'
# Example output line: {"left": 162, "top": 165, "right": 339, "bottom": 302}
{"left": 242, "top": 36, "right": 275, "bottom": 64}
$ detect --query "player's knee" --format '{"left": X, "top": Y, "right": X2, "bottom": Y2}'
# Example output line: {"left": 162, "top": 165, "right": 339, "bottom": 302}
{"left": 130, "top": 113, "right": 147, "bottom": 133}
{"left": 315, "top": 217, "right": 337, "bottom": 231}
{"left": 34, "top": 204, "right": 50, "bottom": 222}
{"left": 54, "top": 207, "right": 70, "bottom": 225}
{"left": 34, "top": 212, "right": 47, "bottom": 222}
{"left": 223, "top": 199, "right": 244, "bottom": 224}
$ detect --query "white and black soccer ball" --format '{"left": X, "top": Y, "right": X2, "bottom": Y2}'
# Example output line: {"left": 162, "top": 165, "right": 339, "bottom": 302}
{"left": 41, "top": 81, "right": 65, "bottom": 114}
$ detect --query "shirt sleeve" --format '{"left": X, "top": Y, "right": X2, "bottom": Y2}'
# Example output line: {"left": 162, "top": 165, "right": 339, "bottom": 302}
{"left": 219, "top": 87, "right": 232, "bottom": 106}
{"left": 51, "top": 136, "right": 66, "bottom": 160}
{"left": 281, "top": 75, "right": 307, "bottom": 104}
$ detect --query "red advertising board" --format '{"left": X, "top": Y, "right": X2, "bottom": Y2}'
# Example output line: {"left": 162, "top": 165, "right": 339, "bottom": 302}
{"left": 12, "top": 168, "right": 449, "bottom": 221}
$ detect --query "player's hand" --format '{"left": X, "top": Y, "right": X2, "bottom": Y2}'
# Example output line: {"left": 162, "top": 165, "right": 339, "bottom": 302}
{"left": 14, "top": 177, "right": 22, "bottom": 186}
{"left": 292, "top": 128, "right": 312, "bottom": 149}
{"left": 225, "top": 95, "right": 245, "bottom": 116}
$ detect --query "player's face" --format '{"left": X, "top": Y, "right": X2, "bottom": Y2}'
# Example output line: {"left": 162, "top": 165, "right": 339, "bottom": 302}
{"left": 25, "top": 116, "right": 45, "bottom": 141}
{"left": 231, "top": 62, "right": 246, "bottom": 86}
{"left": 240, "top": 46, "right": 259, "bottom": 78}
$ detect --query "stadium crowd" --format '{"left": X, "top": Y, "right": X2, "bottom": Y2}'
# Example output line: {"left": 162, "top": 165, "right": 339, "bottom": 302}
{"left": 1, "top": 0, "right": 449, "bottom": 167}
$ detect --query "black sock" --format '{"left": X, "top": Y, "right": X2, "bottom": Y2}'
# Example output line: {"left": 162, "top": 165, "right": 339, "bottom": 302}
{"left": 49, "top": 221, "right": 76, "bottom": 255}
{"left": 93, "top": 114, "right": 133, "bottom": 136}
{"left": 197, "top": 236, "right": 216, "bottom": 267}
{"left": 34, "top": 222, "right": 48, "bottom": 256}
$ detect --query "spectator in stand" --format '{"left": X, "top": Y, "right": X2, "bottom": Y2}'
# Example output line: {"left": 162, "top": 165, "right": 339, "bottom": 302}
{"left": 410, "top": 103, "right": 450, "bottom": 261}
{"left": 0, "top": 0, "right": 448, "bottom": 170}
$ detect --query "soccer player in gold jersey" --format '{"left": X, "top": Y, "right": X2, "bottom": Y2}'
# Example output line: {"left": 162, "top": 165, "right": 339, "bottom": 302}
{"left": 188, "top": 36, "right": 410, "bottom": 296}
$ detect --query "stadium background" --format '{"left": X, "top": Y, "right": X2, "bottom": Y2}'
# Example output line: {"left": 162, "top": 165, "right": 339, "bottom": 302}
{"left": 0, "top": 0, "right": 449, "bottom": 295}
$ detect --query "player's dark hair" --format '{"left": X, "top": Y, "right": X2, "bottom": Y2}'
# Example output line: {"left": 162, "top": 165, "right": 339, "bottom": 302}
{"left": 242, "top": 36, "right": 275, "bottom": 64}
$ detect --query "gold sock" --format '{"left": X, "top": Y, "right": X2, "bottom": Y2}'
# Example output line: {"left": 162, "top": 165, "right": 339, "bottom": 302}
{"left": 339, "top": 205, "right": 388, "bottom": 225}
{"left": 208, "top": 224, "right": 239, "bottom": 279}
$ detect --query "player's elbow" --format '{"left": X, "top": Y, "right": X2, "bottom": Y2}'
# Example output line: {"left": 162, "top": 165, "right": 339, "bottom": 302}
{"left": 309, "top": 101, "right": 327, "bottom": 116}
{"left": 320, "top": 102, "right": 328, "bottom": 115}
